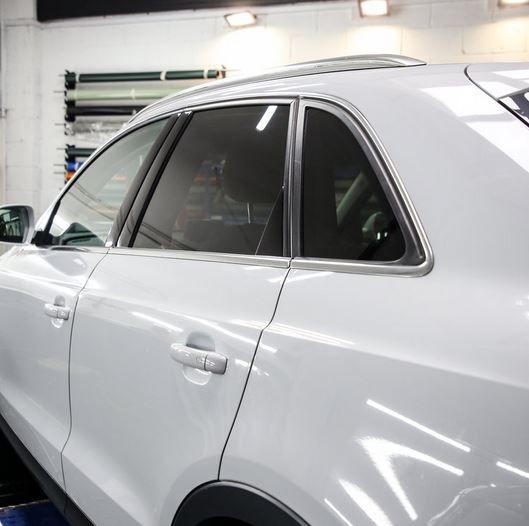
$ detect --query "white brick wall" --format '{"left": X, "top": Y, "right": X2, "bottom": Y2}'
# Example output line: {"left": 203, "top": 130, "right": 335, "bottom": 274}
{"left": 1, "top": 0, "right": 529, "bottom": 214}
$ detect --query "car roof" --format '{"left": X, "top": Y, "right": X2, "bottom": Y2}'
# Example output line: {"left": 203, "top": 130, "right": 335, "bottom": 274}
{"left": 467, "top": 62, "right": 529, "bottom": 99}
{"left": 128, "top": 54, "right": 426, "bottom": 125}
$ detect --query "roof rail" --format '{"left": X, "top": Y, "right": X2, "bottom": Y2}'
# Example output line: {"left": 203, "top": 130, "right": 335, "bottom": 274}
{"left": 130, "top": 54, "right": 425, "bottom": 123}
{"left": 290, "top": 54, "right": 425, "bottom": 69}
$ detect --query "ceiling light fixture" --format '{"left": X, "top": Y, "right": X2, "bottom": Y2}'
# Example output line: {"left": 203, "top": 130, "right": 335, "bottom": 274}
{"left": 225, "top": 11, "right": 257, "bottom": 28}
{"left": 359, "top": 0, "right": 389, "bottom": 17}
{"left": 498, "top": 0, "right": 529, "bottom": 5}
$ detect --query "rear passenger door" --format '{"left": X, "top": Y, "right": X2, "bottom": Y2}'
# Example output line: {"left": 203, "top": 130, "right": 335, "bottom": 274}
{"left": 62, "top": 102, "right": 294, "bottom": 526}
{"left": 221, "top": 101, "right": 440, "bottom": 526}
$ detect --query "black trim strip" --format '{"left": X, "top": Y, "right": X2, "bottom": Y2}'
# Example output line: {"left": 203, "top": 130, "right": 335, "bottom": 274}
{"left": 107, "top": 114, "right": 179, "bottom": 246}
{"left": 173, "top": 480, "right": 308, "bottom": 526}
{"left": 0, "top": 413, "right": 92, "bottom": 526}
{"left": 117, "top": 111, "right": 192, "bottom": 247}
{"left": 283, "top": 99, "right": 298, "bottom": 258}
{"left": 290, "top": 98, "right": 304, "bottom": 258}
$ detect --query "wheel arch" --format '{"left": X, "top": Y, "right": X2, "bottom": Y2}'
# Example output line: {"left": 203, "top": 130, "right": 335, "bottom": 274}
{"left": 172, "top": 480, "right": 308, "bottom": 526}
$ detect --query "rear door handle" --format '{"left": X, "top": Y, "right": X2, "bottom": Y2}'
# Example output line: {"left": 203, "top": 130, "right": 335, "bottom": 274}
{"left": 170, "top": 343, "right": 227, "bottom": 375}
{"left": 44, "top": 302, "right": 70, "bottom": 320}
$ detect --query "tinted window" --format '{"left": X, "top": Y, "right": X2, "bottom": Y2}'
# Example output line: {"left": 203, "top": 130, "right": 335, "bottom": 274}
{"left": 48, "top": 119, "right": 166, "bottom": 246}
{"left": 133, "top": 105, "right": 289, "bottom": 255}
{"left": 302, "top": 108, "right": 405, "bottom": 262}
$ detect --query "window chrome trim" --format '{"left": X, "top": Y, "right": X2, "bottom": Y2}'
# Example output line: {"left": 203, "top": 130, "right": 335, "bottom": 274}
{"left": 21, "top": 244, "right": 109, "bottom": 256}
{"left": 121, "top": 95, "right": 299, "bottom": 134}
{"left": 109, "top": 247, "right": 290, "bottom": 268}
{"left": 48, "top": 245, "right": 108, "bottom": 255}
{"left": 291, "top": 257, "right": 428, "bottom": 277}
{"left": 107, "top": 92, "right": 431, "bottom": 276}
{"left": 292, "top": 94, "right": 433, "bottom": 278}
{"left": 176, "top": 96, "right": 296, "bottom": 113}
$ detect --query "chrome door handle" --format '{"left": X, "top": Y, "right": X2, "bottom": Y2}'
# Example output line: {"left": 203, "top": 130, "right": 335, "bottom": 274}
{"left": 170, "top": 343, "right": 227, "bottom": 375}
{"left": 44, "top": 303, "right": 70, "bottom": 320}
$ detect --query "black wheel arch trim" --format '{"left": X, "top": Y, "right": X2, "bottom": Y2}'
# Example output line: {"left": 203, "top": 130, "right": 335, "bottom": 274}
{"left": 173, "top": 480, "right": 309, "bottom": 526}
{"left": 0, "top": 409, "right": 307, "bottom": 526}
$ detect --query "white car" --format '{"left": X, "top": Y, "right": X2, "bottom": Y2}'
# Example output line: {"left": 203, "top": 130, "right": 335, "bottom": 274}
{"left": 0, "top": 55, "right": 528, "bottom": 526}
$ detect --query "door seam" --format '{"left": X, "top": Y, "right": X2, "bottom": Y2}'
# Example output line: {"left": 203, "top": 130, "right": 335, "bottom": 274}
{"left": 59, "top": 249, "right": 111, "bottom": 492}
{"left": 217, "top": 265, "right": 292, "bottom": 479}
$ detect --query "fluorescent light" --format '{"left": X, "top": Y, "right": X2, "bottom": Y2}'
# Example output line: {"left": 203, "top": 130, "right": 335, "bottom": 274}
{"left": 359, "top": 0, "right": 389, "bottom": 16}
{"left": 225, "top": 11, "right": 256, "bottom": 28}
{"left": 256, "top": 105, "right": 277, "bottom": 131}
{"left": 499, "top": 0, "right": 529, "bottom": 6}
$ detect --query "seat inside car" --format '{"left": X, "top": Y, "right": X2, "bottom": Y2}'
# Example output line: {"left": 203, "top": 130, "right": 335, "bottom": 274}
{"left": 183, "top": 153, "right": 283, "bottom": 255}
{"left": 133, "top": 106, "right": 288, "bottom": 254}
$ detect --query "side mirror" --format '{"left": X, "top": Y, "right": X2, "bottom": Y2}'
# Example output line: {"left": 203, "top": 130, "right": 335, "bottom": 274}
{"left": 0, "top": 205, "right": 35, "bottom": 245}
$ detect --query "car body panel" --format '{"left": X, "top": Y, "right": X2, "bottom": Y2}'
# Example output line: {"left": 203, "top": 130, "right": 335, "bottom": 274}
{"left": 61, "top": 248, "right": 289, "bottom": 526}
{"left": 1, "top": 60, "right": 529, "bottom": 526}
{"left": 222, "top": 267, "right": 529, "bottom": 526}
{"left": 467, "top": 62, "right": 529, "bottom": 98}
{"left": 0, "top": 244, "right": 107, "bottom": 488}
{"left": 127, "top": 64, "right": 529, "bottom": 275}
{"left": 221, "top": 65, "right": 529, "bottom": 525}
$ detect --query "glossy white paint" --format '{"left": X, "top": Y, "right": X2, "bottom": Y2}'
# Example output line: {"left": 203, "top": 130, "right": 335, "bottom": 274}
{"left": 223, "top": 268, "right": 529, "bottom": 525}
{"left": 222, "top": 65, "right": 529, "bottom": 525}
{"left": 467, "top": 62, "right": 529, "bottom": 98}
{"left": 1, "top": 60, "right": 529, "bottom": 525}
{"left": 61, "top": 248, "right": 289, "bottom": 525}
{"left": 0, "top": 244, "right": 106, "bottom": 487}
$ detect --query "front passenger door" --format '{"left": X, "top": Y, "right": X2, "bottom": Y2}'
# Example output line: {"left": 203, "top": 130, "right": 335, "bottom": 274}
{"left": 0, "top": 117, "right": 168, "bottom": 489}
{"left": 62, "top": 102, "right": 293, "bottom": 526}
